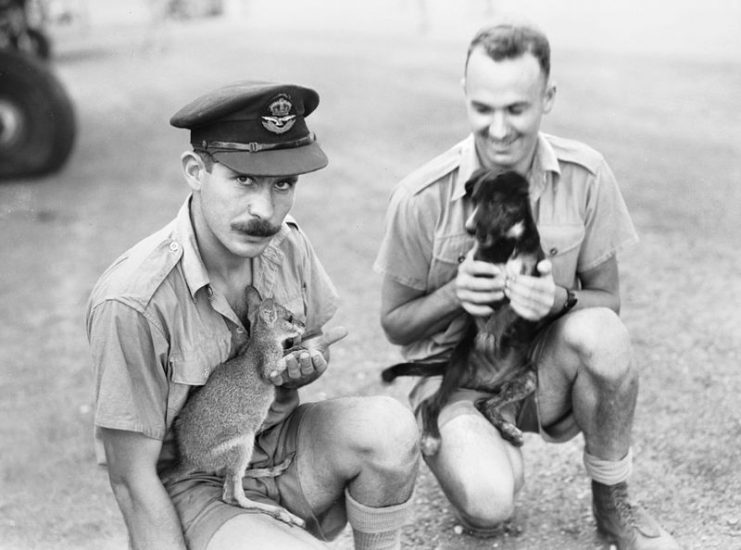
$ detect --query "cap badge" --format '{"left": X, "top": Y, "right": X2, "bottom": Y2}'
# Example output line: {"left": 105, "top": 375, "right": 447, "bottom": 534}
{"left": 261, "top": 94, "right": 296, "bottom": 134}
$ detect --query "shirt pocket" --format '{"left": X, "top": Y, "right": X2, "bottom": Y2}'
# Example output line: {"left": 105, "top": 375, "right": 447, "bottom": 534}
{"left": 538, "top": 224, "right": 585, "bottom": 288}
{"left": 428, "top": 232, "right": 475, "bottom": 290}
{"left": 165, "top": 336, "right": 230, "bottom": 429}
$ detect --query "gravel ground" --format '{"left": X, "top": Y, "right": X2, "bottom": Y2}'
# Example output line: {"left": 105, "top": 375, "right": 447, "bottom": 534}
{"left": 1, "top": 4, "right": 740, "bottom": 549}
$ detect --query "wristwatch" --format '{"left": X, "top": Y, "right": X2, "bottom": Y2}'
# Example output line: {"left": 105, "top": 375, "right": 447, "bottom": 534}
{"left": 561, "top": 287, "right": 578, "bottom": 314}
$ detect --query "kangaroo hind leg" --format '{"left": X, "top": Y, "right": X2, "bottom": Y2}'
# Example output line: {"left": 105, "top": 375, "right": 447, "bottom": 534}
{"left": 220, "top": 436, "right": 306, "bottom": 528}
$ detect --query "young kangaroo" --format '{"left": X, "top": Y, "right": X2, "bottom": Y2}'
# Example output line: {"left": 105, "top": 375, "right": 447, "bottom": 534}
{"left": 174, "top": 285, "right": 306, "bottom": 527}
{"left": 382, "top": 170, "right": 545, "bottom": 455}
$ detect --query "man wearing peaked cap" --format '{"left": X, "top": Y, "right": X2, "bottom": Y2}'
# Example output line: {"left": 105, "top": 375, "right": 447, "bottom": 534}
{"left": 170, "top": 81, "right": 328, "bottom": 176}
{"left": 86, "top": 81, "right": 418, "bottom": 550}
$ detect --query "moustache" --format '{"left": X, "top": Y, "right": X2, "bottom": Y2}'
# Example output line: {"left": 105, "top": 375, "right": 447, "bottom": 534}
{"left": 231, "top": 219, "right": 281, "bottom": 238}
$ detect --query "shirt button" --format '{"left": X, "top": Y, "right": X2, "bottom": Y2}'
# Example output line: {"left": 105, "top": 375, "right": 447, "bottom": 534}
{"left": 549, "top": 247, "right": 558, "bottom": 256}
{"left": 169, "top": 241, "right": 180, "bottom": 252}
{"left": 457, "top": 254, "right": 466, "bottom": 263}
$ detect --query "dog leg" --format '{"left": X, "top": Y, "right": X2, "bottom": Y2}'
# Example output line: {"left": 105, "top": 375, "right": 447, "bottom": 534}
{"left": 417, "top": 399, "right": 442, "bottom": 456}
{"left": 476, "top": 371, "right": 537, "bottom": 447}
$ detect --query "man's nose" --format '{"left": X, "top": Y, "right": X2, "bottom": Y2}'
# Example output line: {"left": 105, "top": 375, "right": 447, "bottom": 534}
{"left": 247, "top": 184, "right": 274, "bottom": 219}
{"left": 487, "top": 112, "right": 508, "bottom": 140}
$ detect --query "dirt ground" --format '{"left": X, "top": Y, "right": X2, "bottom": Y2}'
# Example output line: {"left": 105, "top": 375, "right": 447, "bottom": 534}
{"left": 1, "top": 4, "right": 740, "bottom": 550}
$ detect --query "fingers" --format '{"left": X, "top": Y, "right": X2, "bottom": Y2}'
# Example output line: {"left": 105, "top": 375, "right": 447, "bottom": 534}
{"left": 311, "top": 326, "right": 349, "bottom": 349}
{"left": 269, "top": 327, "right": 343, "bottom": 386}
{"left": 456, "top": 253, "right": 504, "bottom": 315}
{"left": 505, "top": 269, "right": 556, "bottom": 321}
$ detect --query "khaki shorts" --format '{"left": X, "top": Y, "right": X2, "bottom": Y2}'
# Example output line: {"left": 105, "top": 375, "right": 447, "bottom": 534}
{"left": 163, "top": 403, "right": 346, "bottom": 550}
{"left": 409, "top": 320, "right": 580, "bottom": 444}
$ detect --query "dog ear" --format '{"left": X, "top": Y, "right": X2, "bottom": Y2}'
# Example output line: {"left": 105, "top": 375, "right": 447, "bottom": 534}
{"left": 465, "top": 168, "right": 491, "bottom": 199}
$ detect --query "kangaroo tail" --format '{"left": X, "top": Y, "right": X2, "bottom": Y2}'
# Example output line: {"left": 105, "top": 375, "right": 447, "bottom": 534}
{"left": 381, "top": 361, "right": 447, "bottom": 383}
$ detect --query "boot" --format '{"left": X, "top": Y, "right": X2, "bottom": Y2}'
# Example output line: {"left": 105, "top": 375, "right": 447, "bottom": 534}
{"left": 592, "top": 481, "right": 680, "bottom": 550}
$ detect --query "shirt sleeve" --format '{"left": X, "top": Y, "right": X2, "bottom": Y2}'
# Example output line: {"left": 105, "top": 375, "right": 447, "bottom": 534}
{"left": 87, "top": 299, "right": 170, "bottom": 440}
{"left": 374, "top": 185, "right": 435, "bottom": 291}
{"left": 578, "top": 159, "right": 639, "bottom": 272}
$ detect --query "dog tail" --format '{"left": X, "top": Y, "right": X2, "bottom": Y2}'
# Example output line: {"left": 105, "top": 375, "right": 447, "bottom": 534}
{"left": 381, "top": 361, "right": 447, "bottom": 383}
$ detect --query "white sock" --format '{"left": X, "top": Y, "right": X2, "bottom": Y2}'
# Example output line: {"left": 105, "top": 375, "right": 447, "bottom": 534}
{"left": 583, "top": 448, "right": 633, "bottom": 486}
{"left": 344, "top": 489, "right": 413, "bottom": 550}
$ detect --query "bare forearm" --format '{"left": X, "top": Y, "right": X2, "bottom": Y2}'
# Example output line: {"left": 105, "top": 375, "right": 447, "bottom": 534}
{"left": 382, "top": 279, "right": 462, "bottom": 346}
{"left": 111, "top": 476, "right": 186, "bottom": 550}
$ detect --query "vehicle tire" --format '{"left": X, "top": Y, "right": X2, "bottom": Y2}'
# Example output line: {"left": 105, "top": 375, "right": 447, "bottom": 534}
{"left": 0, "top": 49, "right": 76, "bottom": 179}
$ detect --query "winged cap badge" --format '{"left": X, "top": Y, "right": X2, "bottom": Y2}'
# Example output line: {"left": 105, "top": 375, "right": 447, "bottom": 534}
{"left": 261, "top": 94, "right": 296, "bottom": 134}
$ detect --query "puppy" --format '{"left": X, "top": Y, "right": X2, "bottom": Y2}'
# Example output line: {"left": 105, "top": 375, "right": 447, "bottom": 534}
{"left": 382, "top": 169, "right": 545, "bottom": 455}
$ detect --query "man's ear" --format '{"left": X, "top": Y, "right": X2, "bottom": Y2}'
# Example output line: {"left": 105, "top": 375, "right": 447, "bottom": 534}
{"left": 181, "top": 151, "right": 206, "bottom": 192}
{"left": 543, "top": 80, "right": 557, "bottom": 114}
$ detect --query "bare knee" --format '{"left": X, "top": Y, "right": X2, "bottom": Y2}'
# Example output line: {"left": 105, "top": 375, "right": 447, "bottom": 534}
{"left": 455, "top": 481, "right": 516, "bottom": 527}
{"left": 562, "top": 308, "right": 635, "bottom": 385}
{"left": 347, "top": 396, "right": 419, "bottom": 472}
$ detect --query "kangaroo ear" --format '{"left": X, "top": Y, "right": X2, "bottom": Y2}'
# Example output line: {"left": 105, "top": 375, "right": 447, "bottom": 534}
{"left": 245, "top": 286, "right": 262, "bottom": 325}
{"left": 259, "top": 301, "right": 278, "bottom": 326}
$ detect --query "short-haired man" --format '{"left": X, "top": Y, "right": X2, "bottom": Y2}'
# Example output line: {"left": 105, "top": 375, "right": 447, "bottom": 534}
{"left": 87, "top": 81, "right": 418, "bottom": 550}
{"left": 375, "top": 21, "right": 679, "bottom": 550}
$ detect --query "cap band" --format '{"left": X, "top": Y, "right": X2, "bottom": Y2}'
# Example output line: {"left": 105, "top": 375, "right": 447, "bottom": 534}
{"left": 197, "top": 133, "right": 317, "bottom": 154}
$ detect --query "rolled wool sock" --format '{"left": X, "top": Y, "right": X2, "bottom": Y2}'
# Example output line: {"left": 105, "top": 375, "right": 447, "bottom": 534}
{"left": 344, "top": 489, "right": 413, "bottom": 550}
{"left": 583, "top": 448, "right": 633, "bottom": 486}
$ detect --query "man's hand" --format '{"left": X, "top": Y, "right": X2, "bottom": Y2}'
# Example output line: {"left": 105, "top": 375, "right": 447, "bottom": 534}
{"left": 504, "top": 259, "right": 556, "bottom": 321}
{"left": 268, "top": 326, "right": 348, "bottom": 388}
{"left": 455, "top": 249, "right": 506, "bottom": 317}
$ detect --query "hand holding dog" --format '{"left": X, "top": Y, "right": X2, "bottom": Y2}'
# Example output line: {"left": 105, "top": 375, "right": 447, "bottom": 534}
{"left": 457, "top": 250, "right": 556, "bottom": 321}
{"left": 269, "top": 326, "right": 349, "bottom": 388}
{"left": 456, "top": 248, "right": 506, "bottom": 317}
{"left": 504, "top": 259, "right": 556, "bottom": 321}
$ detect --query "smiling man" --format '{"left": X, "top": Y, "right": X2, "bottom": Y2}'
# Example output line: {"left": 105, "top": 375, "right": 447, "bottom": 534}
{"left": 375, "top": 20, "right": 679, "bottom": 550}
{"left": 86, "top": 81, "right": 418, "bottom": 550}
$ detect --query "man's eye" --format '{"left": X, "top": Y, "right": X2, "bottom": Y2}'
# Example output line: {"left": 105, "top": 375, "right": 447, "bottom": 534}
{"left": 274, "top": 180, "right": 295, "bottom": 191}
{"left": 236, "top": 175, "right": 255, "bottom": 185}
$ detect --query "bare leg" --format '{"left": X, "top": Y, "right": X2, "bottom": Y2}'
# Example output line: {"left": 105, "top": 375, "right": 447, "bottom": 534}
{"left": 425, "top": 406, "right": 524, "bottom": 528}
{"left": 535, "top": 308, "right": 636, "bottom": 460}
{"left": 297, "top": 396, "right": 418, "bottom": 511}
{"left": 207, "top": 513, "right": 328, "bottom": 550}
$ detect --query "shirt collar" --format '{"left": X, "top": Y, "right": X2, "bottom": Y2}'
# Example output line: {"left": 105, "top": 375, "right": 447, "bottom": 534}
{"left": 529, "top": 133, "right": 561, "bottom": 202}
{"left": 173, "top": 195, "right": 291, "bottom": 300}
{"left": 450, "top": 133, "right": 561, "bottom": 203}
{"left": 173, "top": 195, "right": 211, "bottom": 300}
{"left": 451, "top": 135, "right": 480, "bottom": 201}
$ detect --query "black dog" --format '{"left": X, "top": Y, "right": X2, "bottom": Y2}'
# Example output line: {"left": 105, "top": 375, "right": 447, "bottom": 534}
{"left": 382, "top": 169, "right": 545, "bottom": 456}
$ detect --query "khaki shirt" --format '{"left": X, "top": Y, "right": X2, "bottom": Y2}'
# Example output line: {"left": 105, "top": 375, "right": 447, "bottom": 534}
{"left": 374, "top": 133, "right": 638, "bottom": 362}
{"left": 86, "top": 197, "right": 338, "bottom": 466}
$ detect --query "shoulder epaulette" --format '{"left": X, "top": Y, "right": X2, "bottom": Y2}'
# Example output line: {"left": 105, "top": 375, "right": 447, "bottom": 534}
{"left": 93, "top": 222, "right": 182, "bottom": 309}
{"left": 544, "top": 133, "right": 605, "bottom": 175}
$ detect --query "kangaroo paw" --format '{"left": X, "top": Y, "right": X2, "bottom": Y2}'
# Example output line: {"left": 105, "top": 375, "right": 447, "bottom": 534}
{"left": 228, "top": 490, "right": 306, "bottom": 528}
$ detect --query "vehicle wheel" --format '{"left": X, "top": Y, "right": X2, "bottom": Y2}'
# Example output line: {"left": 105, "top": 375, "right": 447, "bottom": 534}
{"left": 0, "top": 50, "right": 76, "bottom": 179}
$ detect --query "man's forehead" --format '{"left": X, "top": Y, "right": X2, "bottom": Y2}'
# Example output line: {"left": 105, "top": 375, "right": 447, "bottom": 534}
{"left": 465, "top": 47, "right": 547, "bottom": 86}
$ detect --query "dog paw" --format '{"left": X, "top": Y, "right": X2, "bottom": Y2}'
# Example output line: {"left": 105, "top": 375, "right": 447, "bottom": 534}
{"left": 420, "top": 434, "right": 441, "bottom": 456}
{"left": 499, "top": 424, "right": 524, "bottom": 447}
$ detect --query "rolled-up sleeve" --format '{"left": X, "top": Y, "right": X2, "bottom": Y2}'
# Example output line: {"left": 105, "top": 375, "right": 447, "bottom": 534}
{"left": 87, "top": 299, "right": 169, "bottom": 441}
